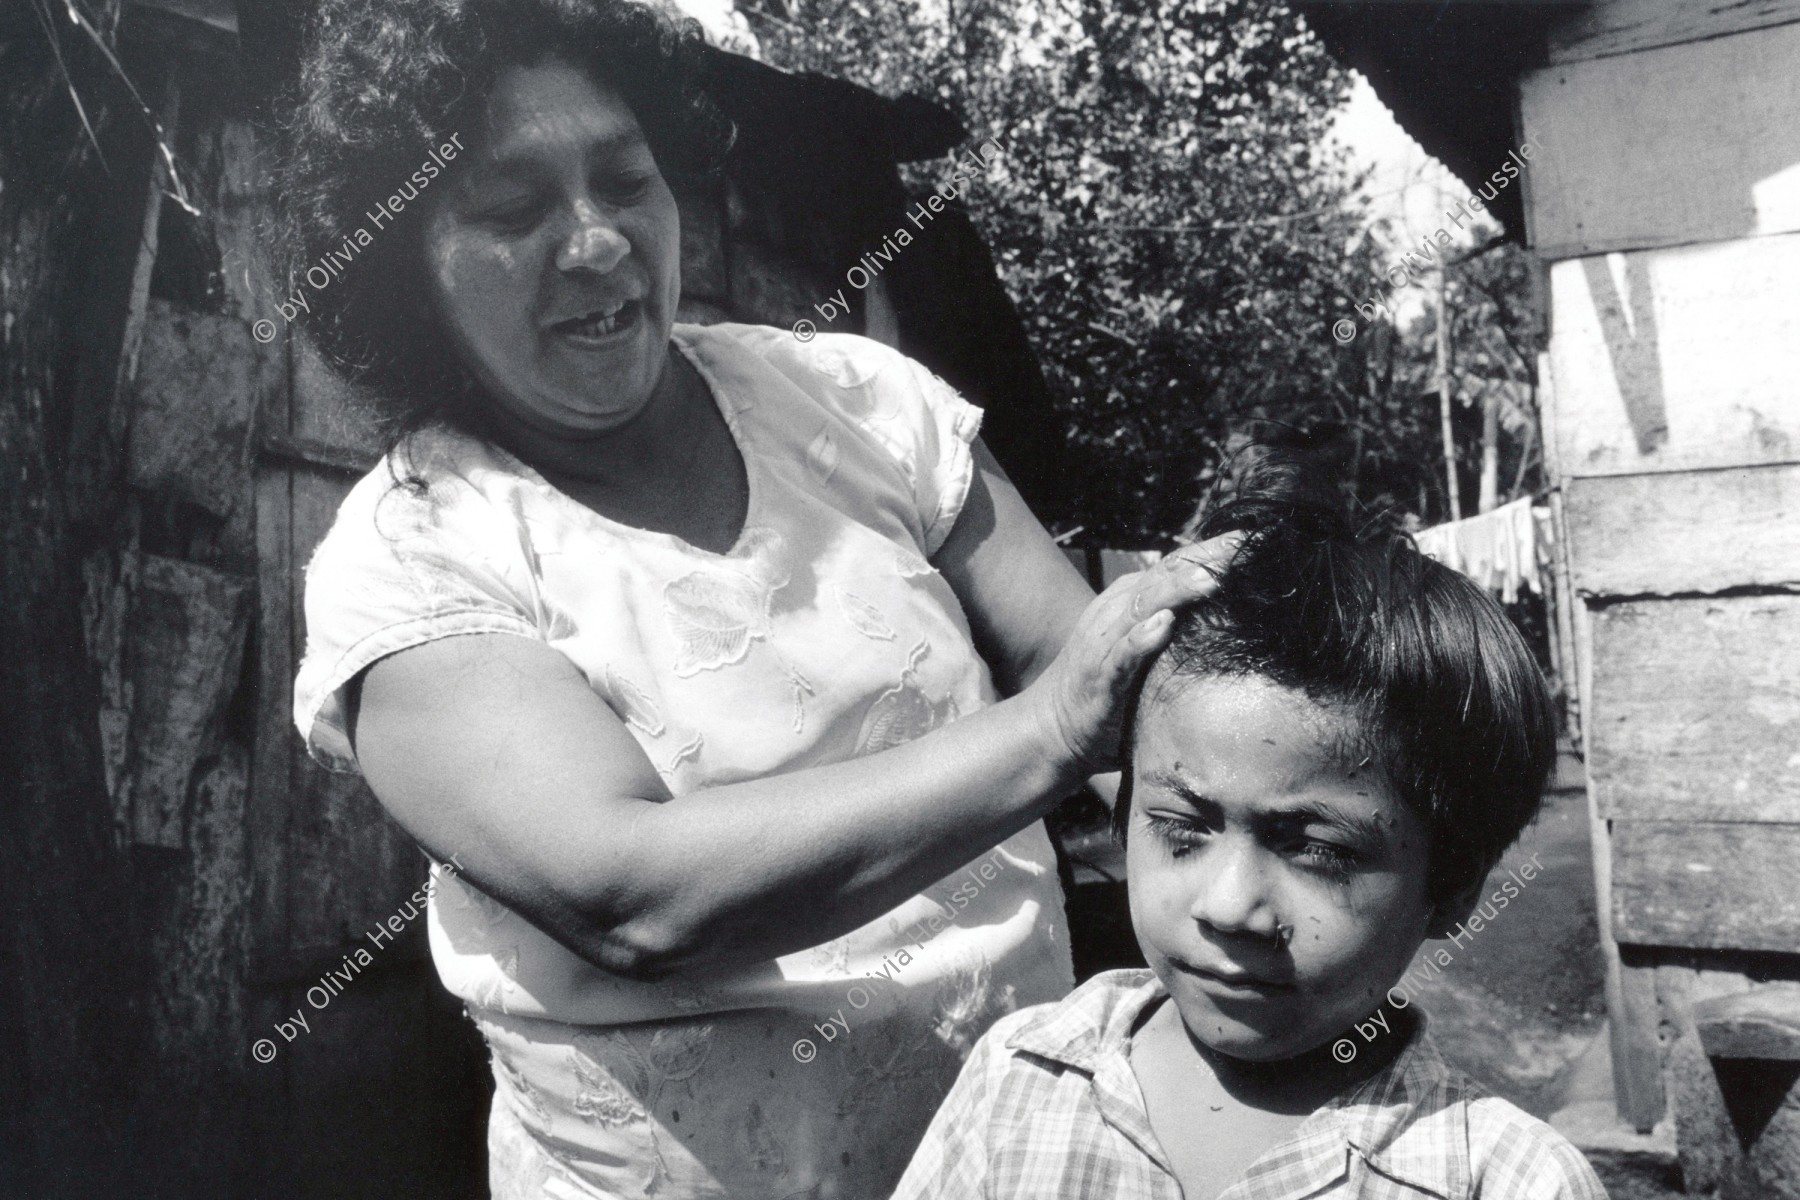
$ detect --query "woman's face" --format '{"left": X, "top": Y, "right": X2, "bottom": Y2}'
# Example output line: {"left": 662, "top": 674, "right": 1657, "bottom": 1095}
{"left": 423, "top": 56, "right": 682, "bottom": 439}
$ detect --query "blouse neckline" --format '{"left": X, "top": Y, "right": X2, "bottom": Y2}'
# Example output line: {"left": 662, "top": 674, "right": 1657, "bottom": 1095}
{"left": 480, "top": 326, "right": 762, "bottom": 560}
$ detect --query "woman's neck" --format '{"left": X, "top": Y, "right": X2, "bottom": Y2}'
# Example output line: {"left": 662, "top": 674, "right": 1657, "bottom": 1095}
{"left": 473, "top": 346, "right": 748, "bottom": 552}
{"left": 484, "top": 347, "right": 710, "bottom": 494}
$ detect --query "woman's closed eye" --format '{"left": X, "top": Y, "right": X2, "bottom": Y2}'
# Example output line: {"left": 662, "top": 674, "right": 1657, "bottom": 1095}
{"left": 472, "top": 190, "right": 549, "bottom": 232}
{"left": 595, "top": 169, "right": 657, "bottom": 205}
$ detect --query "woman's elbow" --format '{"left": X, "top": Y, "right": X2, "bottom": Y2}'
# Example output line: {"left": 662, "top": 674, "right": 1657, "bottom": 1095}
{"left": 567, "top": 909, "right": 700, "bottom": 983}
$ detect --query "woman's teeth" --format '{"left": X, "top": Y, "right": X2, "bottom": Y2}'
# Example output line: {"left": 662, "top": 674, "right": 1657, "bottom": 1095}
{"left": 559, "top": 304, "right": 630, "bottom": 339}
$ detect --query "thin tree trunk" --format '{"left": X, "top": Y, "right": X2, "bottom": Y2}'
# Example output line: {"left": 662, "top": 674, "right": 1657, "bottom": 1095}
{"left": 1479, "top": 382, "right": 1500, "bottom": 513}
{"left": 1436, "top": 264, "right": 1460, "bottom": 521}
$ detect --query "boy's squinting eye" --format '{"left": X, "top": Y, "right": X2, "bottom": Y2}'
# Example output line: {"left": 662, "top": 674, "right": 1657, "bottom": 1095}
{"left": 1143, "top": 812, "right": 1208, "bottom": 857}
{"left": 1294, "top": 839, "right": 1359, "bottom": 882}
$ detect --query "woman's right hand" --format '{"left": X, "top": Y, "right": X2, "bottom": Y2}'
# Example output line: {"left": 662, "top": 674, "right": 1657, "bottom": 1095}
{"left": 1026, "top": 532, "right": 1243, "bottom": 778}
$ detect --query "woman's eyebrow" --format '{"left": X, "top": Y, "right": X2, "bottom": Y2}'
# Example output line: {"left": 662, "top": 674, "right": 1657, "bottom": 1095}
{"left": 482, "top": 128, "right": 648, "bottom": 178}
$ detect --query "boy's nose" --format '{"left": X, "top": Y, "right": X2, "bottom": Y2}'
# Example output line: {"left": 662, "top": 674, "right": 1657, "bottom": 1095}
{"left": 1187, "top": 838, "right": 1284, "bottom": 943}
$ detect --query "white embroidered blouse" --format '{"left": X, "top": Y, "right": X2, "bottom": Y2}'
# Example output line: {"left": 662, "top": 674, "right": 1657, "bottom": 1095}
{"left": 292, "top": 323, "right": 1074, "bottom": 1200}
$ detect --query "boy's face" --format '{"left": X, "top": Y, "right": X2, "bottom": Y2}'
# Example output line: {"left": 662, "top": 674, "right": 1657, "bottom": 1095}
{"left": 1126, "top": 671, "right": 1437, "bottom": 1062}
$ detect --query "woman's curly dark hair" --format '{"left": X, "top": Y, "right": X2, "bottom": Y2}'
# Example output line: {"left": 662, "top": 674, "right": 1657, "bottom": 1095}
{"left": 275, "top": 0, "right": 731, "bottom": 445}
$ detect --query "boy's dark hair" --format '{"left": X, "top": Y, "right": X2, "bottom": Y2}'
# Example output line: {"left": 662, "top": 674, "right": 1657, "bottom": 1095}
{"left": 275, "top": 0, "right": 731, "bottom": 449}
{"left": 1113, "top": 453, "right": 1558, "bottom": 906}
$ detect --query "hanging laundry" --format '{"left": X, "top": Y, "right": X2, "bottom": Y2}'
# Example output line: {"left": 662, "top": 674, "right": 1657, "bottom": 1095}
{"left": 1413, "top": 497, "right": 1551, "bottom": 604}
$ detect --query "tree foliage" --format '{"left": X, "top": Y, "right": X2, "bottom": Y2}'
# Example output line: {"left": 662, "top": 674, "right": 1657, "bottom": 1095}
{"left": 751, "top": 0, "right": 1541, "bottom": 543}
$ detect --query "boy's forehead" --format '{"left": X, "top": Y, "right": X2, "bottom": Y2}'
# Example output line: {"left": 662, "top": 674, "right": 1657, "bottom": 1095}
{"left": 1144, "top": 668, "right": 1362, "bottom": 754}
{"left": 1138, "top": 673, "right": 1397, "bottom": 807}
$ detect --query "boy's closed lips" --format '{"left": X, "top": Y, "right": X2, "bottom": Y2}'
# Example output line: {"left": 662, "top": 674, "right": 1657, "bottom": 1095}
{"left": 1167, "top": 959, "right": 1296, "bottom": 1000}
{"left": 1166, "top": 964, "right": 1296, "bottom": 1000}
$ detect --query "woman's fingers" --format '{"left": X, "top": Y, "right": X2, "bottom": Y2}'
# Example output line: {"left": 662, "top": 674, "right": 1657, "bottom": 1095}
{"left": 1109, "top": 531, "right": 1244, "bottom": 629}
{"left": 1031, "top": 532, "right": 1239, "bottom": 774}
{"left": 1113, "top": 609, "right": 1175, "bottom": 681}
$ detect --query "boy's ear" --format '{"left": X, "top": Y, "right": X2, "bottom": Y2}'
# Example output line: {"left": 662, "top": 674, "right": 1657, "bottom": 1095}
{"left": 1424, "top": 875, "right": 1485, "bottom": 939}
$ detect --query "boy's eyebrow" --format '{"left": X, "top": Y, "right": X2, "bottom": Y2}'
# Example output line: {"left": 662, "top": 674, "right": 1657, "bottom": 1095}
{"left": 1141, "top": 769, "right": 1209, "bottom": 807}
{"left": 1261, "top": 800, "right": 1392, "bottom": 847}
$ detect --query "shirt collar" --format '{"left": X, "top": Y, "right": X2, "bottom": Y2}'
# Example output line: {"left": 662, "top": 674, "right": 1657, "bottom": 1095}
{"left": 1006, "top": 970, "right": 1471, "bottom": 1200}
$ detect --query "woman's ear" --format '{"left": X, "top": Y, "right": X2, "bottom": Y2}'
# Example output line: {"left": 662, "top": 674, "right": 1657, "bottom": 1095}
{"left": 1424, "top": 875, "right": 1485, "bottom": 939}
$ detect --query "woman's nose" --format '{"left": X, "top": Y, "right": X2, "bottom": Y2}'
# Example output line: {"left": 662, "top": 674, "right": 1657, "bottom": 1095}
{"left": 555, "top": 202, "right": 629, "bottom": 274}
{"left": 1188, "top": 838, "right": 1282, "bottom": 941}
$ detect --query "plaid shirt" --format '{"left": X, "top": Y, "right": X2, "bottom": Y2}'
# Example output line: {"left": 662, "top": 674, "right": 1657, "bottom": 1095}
{"left": 892, "top": 970, "right": 1609, "bottom": 1200}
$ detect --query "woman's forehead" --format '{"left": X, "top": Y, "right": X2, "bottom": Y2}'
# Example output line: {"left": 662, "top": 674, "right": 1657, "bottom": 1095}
{"left": 474, "top": 57, "right": 648, "bottom": 165}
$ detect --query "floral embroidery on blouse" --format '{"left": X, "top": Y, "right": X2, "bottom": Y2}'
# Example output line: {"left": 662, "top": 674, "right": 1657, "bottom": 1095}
{"left": 663, "top": 567, "right": 778, "bottom": 676}
{"left": 604, "top": 664, "right": 666, "bottom": 737}
{"left": 806, "top": 425, "right": 839, "bottom": 484}
{"left": 894, "top": 546, "right": 935, "bottom": 579}
{"left": 833, "top": 585, "right": 898, "bottom": 642}
{"left": 856, "top": 638, "right": 959, "bottom": 755}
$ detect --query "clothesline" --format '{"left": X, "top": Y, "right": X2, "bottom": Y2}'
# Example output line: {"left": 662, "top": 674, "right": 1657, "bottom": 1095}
{"left": 1413, "top": 496, "right": 1551, "bottom": 604}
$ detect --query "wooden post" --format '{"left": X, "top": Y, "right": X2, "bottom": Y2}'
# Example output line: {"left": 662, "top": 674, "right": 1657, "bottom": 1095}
{"left": 1436, "top": 262, "right": 1461, "bottom": 521}
{"left": 1479, "top": 384, "right": 1500, "bottom": 513}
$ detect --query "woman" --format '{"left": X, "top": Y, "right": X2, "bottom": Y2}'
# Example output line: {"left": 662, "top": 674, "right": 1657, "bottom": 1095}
{"left": 283, "top": 2, "right": 1227, "bottom": 1196}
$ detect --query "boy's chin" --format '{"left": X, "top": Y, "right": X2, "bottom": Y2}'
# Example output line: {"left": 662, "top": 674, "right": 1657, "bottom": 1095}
{"left": 1164, "top": 987, "right": 1347, "bottom": 1064}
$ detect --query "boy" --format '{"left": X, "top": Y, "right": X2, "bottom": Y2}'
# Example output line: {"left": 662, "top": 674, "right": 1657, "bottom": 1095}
{"left": 892, "top": 466, "right": 1609, "bottom": 1199}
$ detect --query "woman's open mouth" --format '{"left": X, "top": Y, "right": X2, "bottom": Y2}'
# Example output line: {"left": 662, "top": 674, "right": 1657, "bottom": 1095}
{"left": 551, "top": 300, "right": 640, "bottom": 345}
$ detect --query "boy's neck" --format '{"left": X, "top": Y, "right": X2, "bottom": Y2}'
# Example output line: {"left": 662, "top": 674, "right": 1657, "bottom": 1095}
{"left": 1145, "top": 997, "right": 1418, "bottom": 1114}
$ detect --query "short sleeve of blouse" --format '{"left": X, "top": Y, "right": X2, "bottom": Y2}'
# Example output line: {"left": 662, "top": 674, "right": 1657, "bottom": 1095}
{"left": 737, "top": 328, "right": 985, "bottom": 556}
{"left": 292, "top": 456, "right": 543, "bottom": 774}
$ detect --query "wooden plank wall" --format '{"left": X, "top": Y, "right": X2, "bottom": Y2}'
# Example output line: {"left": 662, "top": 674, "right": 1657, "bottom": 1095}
{"left": 1522, "top": 20, "right": 1800, "bottom": 259}
{"left": 1525, "top": 0, "right": 1800, "bottom": 1159}
{"left": 82, "top": 24, "right": 492, "bottom": 1191}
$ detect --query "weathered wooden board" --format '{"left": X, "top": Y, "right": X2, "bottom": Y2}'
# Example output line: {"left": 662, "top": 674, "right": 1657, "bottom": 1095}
{"left": 1521, "top": 23, "right": 1800, "bottom": 258}
{"left": 1693, "top": 983, "right": 1800, "bottom": 1060}
{"left": 1588, "top": 596, "right": 1800, "bottom": 823}
{"left": 1548, "top": 0, "right": 1800, "bottom": 65}
{"left": 289, "top": 333, "right": 387, "bottom": 462}
{"left": 1546, "top": 236, "right": 1800, "bottom": 476}
{"left": 1612, "top": 820, "right": 1800, "bottom": 952}
{"left": 249, "top": 468, "right": 295, "bottom": 968}
{"left": 1579, "top": 717, "right": 1667, "bottom": 1126}
{"left": 129, "top": 299, "right": 258, "bottom": 517}
{"left": 1564, "top": 464, "right": 1800, "bottom": 596}
{"left": 1655, "top": 962, "right": 1751, "bottom": 1190}
{"left": 123, "top": 554, "right": 254, "bottom": 847}
{"left": 281, "top": 469, "right": 427, "bottom": 959}
{"left": 213, "top": 118, "right": 279, "bottom": 321}
{"left": 136, "top": 746, "right": 252, "bottom": 1196}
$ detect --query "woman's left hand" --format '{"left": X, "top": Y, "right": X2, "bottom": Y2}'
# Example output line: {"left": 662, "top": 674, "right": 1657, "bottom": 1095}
{"left": 1024, "top": 531, "right": 1243, "bottom": 778}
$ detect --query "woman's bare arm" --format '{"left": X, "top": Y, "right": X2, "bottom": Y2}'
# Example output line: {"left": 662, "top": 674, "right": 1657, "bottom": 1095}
{"left": 355, "top": 631, "right": 1083, "bottom": 981}
{"left": 930, "top": 440, "right": 1094, "bottom": 697}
